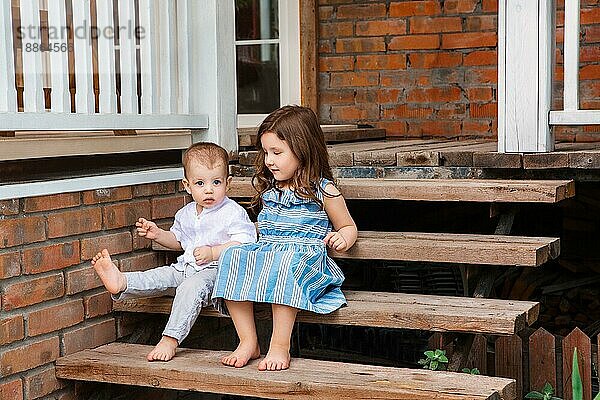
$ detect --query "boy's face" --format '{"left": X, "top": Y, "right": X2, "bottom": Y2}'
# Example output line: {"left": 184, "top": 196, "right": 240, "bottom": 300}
{"left": 182, "top": 163, "right": 231, "bottom": 210}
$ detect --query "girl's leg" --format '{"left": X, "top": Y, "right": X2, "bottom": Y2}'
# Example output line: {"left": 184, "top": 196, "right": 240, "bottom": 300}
{"left": 258, "top": 304, "right": 298, "bottom": 371}
{"left": 222, "top": 300, "right": 261, "bottom": 368}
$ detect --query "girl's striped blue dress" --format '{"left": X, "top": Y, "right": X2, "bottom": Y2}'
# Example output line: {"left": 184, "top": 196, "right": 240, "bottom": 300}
{"left": 212, "top": 178, "right": 346, "bottom": 314}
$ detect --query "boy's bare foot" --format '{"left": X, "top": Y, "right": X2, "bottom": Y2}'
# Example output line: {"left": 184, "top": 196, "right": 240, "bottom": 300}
{"left": 258, "top": 344, "right": 290, "bottom": 371}
{"left": 221, "top": 341, "right": 260, "bottom": 368}
{"left": 147, "top": 336, "right": 178, "bottom": 361}
{"left": 91, "top": 249, "right": 126, "bottom": 295}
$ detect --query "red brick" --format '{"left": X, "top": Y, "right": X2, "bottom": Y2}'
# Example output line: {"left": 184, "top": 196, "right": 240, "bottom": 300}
{"left": 466, "top": 15, "right": 497, "bottom": 31}
{"left": 376, "top": 89, "right": 402, "bottom": 103}
{"left": 409, "top": 120, "right": 462, "bottom": 136}
{"left": 580, "top": 64, "right": 600, "bottom": 80}
{"left": 2, "top": 273, "right": 64, "bottom": 311}
{"left": 463, "top": 50, "right": 497, "bottom": 66}
{"left": 319, "top": 6, "right": 333, "bottom": 20}
{"left": 62, "top": 318, "right": 116, "bottom": 355}
{"left": 390, "top": 1, "right": 441, "bottom": 17}
{"left": 383, "top": 104, "right": 434, "bottom": 119}
{"left": 0, "top": 378, "right": 23, "bottom": 400}
{"left": 24, "top": 192, "right": 80, "bottom": 213}
{"left": 82, "top": 187, "right": 132, "bottom": 204}
{"left": 407, "top": 87, "right": 462, "bottom": 103}
{"left": 119, "top": 251, "right": 160, "bottom": 273}
{"left": 65, "top": 266, "right": 103, "bottom": 295}
{"left": 80, "top": 231, "right": 133, "bottom": 260}
{"left": 470, "top": 103, "right": 497, "bottom": 118}
{"left": 337, "top": 3, "right": 387, "bottom": 19}
{"left": 0, "top": 336, "right": 60, "bottom": 377}
{"left": 355, "top": 20, "right": 407, "bottom": 36}
{"left": 84, "top": 291, "right": 113, "bottom": 318}
{"left": 320, "top": 89, "right": 355, "bottom": 104}
{"left": 319, "top": 39, "right": 333, "bottom": 53}
{"left": 151, "top": 195, "right": 187, "bottom": 220}
{"left": 581, "top": 8, "right": 600, "bottom": 24}
{"left": 437, "top": 104, "right": 467, "bottom": 118}
{"left": 335, "top": 37, "right": 386, "bottom": 53}
{"left": 389, "top": 35, "right": 439, "bottom": 50}
{"left": 442, "top": 32, "right": 497, "bottom": 49}
{"left": 377, "top": 121, "right": 409, "bottom": 136}
{"left": 380, "top": 71, "right": 413, "bottom": 87}
{"left": 319, "top": 56, "right": 354, "bottom": 72}
{"left": 443, "top": 0, "right": 478, "bottom": 14}
{"left": 0, "top": 251, "right": 21, "bottom": 279}
{"left": 28, "top": 299, "right": 84, "bottom": 337}
{"left": 132, "top": 182, "right": 177, "bottom": 198}
{"left": 410, "top": 17, "right": 462, "bottom": 34}
{"left": 463, "top": 120, "right": 493, "bottom": 135}
{"left": 23, "top": 241, "right": 80, "bottom": 274}
{"left": 0, "top": 216, "right": 46, "bottom": 248}
{"left": 580, "top": 46, "right": 600, "bottom": 63}
{"left": 584, "top": 25, "right": 600, "bottom": 43}
{"left": 408, "top": 52, "right": 462, "bottom": 68}
{"left": 47, "top": 208, "right": 102, "bottom": 238}
{"left": 482, "top": 0, "right": 497, "bottom": 12}
{"left": 132, "top": 226, "right": 152, "bottom": 251}
{"left": 466, "top": 68, "right": 498, "bottom": 84}
{"left": 103, "top": 200, "right": 151, "bottom": 230}
{"left": 320, "top": 21, "right": 354, "bottom": 38}
{"left": 467, "top": 87, "right": 494, "bottom": 102}
{"left": 24, "top": 365, "right": 63, "bottom": 399}
{"left": 356, "top": 54, "right": 406, "bottom": 70}
{"left": 0, "top": 200, "right": 19, "bottom": 216}
{"left": 331, "top": 72, "right": 379, "bottom": 87}
{"left": 331, "top": 104, "right": 380, "bottom": 121}
{"left": 0, "top": 315, "right": 24, "bottom": 345}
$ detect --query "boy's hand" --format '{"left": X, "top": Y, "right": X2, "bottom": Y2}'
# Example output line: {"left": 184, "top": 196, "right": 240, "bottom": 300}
{"left": 193, "top": 246, "right": 213, "bottom": 266}
{"left": 136, "top": 218, "right": 160, "bottom": 240}
{"left": 324, "top": 231, "right": 348, "bottom": 251}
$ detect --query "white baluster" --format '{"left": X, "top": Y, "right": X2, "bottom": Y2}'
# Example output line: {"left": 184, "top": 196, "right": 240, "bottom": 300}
{"left": 118, "top": 0, "right": 137, "bottom": 114}
{"left": 177, "top": 0, "right": 191, "bottom": 114}
{"left": 47, "top": 0, "right": 70, "bottom": 112}
{"left": 139, "top": 0, "right": 159, "bottom": 114}
{"left": 20, "top": 0, "right": 45, "bottom": 112}
{"left": 564, "top": 0, "right": 580, "bottom": 111}
{"left": 72, "top": 0, "right": 95, "bottom": 113}
{"left": 158, "top": 0, "right": 176, "bottom": 114}
{"left": 96, "top": 0, "right": 117, "bottom": 113}
{"left": 0, "top": 0, "right": 17, "bottom": 112}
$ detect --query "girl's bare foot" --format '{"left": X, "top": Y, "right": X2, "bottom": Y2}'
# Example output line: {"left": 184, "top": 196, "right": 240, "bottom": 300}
{"left": 147, "top": 336, "right": 178, "bottom": 361}
{"left": 91, "top": 249, "right": 126, "bottom": 295}
{"left": 258, "top": 344, "right": 290, "bottom": 371}
{"left": 221, "top": 341, "right": 260, "bottom": 368}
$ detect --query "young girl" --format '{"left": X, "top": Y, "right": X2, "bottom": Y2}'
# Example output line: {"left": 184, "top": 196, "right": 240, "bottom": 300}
{"left": 212, "top": 105, "right": 358, "bottom": 371}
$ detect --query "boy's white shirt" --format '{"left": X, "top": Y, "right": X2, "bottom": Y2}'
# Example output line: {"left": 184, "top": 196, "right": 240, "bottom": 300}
{"left": 170, "top": 197, "right": 256, "bottom": 271}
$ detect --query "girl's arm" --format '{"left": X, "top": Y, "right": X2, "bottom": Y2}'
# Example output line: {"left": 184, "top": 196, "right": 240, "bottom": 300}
{"left": 323, "top": 183, "right": 358, "bottom": 252}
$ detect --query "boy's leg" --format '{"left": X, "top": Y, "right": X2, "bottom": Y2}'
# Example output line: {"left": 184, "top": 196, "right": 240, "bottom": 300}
{"left": 222, "top": 300, "right": 261, "bottom": 368}
{"left": 115, "top": 264, "right": 184, "bottom": 300}
{"left": 91, "top": 249, "right": 127, "bottom": 295}
{"left": 258, "top": 304, "right": 298, "bottom": 371}
{"left": 148, "top": 265, "right": 218, "bottom": 362}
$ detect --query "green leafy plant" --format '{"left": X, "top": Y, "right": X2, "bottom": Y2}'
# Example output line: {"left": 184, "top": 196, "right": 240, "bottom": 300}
{"left": 571, "top": 348, "right": 600, "bottom": 400}
{"left": 524, "top": 382, "right": 561, "bottom": 400}
{"left": 461, "top": 367, "right": 480, "bottom": 375}
{"left": 418, "top": 349, "right": 448, "bottom": 371}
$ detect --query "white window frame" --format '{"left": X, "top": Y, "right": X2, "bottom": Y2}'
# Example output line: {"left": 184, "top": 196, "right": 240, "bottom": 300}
{"left": 236, "top": 0, "right": 301, "bottom": 128}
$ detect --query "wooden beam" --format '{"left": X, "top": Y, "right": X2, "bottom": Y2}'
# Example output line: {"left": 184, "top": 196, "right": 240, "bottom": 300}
{"left": 300, "top": 0, "right": 318, "bottom": 114}
{"left": 114, "top": 290, "right": 539, "bottom": 335}
{"left": 56, "top": 343, "right": 517, "bottom": 400}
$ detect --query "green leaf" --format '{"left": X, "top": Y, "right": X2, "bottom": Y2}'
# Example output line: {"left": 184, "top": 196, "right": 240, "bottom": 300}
{"left": 542, "top": 383, "right": 554, "bottom": 395}
{"left": 418, "top": 358, "right": 428, "bottom": 365}
{"left": 525, "top": 392, "right": 545, "bottom": 399}
{"left": 438, "top": 354, "right": 449, "bottom": 363}
{"left": 572, "top": 348, "right": 583, "bottom": 400}
{"left": 424, "top": 351, "right": 435, "bottom": 359}
{"left": 470, "top": 368, "right": 480, "bottom": 375}
{"left": 462, "top": 368, "right": 471, "bottom": 373}
{"left": 593, "top": 392, "right": 600, "bottom": 400}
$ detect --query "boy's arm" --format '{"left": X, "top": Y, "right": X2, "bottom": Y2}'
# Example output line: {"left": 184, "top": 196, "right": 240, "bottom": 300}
{"left": 136, "top": 217, "right": 183, "bottom": 251}
{"left": 153, "top": 230, "right": 183, "bottom": 251}
{"left": 209, "top": 241, "right": 241, "bottom": 261}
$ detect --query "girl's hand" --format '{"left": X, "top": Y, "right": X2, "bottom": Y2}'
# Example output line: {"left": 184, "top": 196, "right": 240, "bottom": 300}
{"left": 193, "top": 246, "right": 213, "bottom": 266}
{"left": 136, "top": 218, "right": 160, "bottom": 240}
{"left": 324, "top": 231, "right": 348, "bottom": 251}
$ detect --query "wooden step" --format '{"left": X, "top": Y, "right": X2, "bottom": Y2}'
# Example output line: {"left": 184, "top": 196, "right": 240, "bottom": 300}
{"left": 152, "top": 231, "right": 560, "bottom": 267}
{"left": 238, "top": 125, "right": 386, "bottom": 147}
{"left": 56, "top": 342, "right": 517, "bottom": 400}
{"left": 227, "top": 177, "right": 575, "bottom": 203}
{"left": 114, "top": 290, "right": 539, "bottom": 335}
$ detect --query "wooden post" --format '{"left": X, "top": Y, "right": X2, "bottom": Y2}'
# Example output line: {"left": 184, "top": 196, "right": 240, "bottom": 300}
{"left": 562, "top": 328, "right": 592, "bottom": 400}
{"left": 498, "top": 0, "right": 555, "bottom": 153}
{"left": 300, "top": 0, "right": 318, "bottom": 114}
{"left": 496, "top": 335, "right": 523, "bottom": 400}
{"left": 188, "top": 0, "right": 237, "bottom": 154}
{"left": 528, "top": 328, "right": 556, "bottom": 393}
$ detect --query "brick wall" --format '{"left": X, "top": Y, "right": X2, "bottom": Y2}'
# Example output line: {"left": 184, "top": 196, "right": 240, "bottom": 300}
{"left": 317, "top": 0, "right": 600, "bottom": 142}
{"left": 0, "top": 182, "right": 186, "bottom": 400}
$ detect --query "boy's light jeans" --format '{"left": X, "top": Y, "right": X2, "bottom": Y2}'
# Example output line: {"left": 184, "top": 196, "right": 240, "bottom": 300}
{"left": 113, "top": 263, "right": 217, "bottom": 343}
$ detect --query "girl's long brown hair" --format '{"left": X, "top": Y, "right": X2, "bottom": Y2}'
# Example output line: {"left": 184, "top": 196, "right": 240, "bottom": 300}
{"left": 251, "top": 105, "right": 336, "bottom": 211}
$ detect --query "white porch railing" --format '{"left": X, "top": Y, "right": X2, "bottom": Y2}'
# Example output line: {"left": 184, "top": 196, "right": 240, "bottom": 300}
{"left": 498, "top": 0, "right": 600, "bottom": 153}
{"left": 0, "top": 0, "right": 238, "bottom": 153}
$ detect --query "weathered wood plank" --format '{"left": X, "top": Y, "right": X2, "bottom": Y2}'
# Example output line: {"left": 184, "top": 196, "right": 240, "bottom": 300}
{"left": 562, "top": 328, "right": 592, "bottom": 400}
{"left": 56, "top": 343, "right": 517, "bottom": 400}
{"left": 473, "top": 153, "right": 522, "bottom": 169}
{"left": 528, "top": 328, "right": 556, "bottom": 393}
{"left": 114, "top": 290, "right": 539, "bottom": 335}
{"left": 227, "top": 178, "right": 575, "bottom": 203}
{"left": 523, "top": 153, "right": 570, "bottom": 169}
{"left": 495, "top": 335, "right": 523, "bottom": 400}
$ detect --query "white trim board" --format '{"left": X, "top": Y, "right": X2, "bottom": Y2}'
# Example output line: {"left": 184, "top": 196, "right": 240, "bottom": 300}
{"left": 550, "top": 110, "right": 600, "bottom": 125}
{"left": 0, "top": 168, "right": 184, "bottom": 200}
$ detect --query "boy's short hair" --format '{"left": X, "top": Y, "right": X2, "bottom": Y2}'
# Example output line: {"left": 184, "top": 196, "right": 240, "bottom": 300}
{"left": 182, "top": 142, "right": 229, "bottom": 178}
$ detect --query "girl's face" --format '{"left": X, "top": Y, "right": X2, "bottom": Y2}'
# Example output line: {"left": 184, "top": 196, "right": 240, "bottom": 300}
{"left": 261, "top": 131, "right": 300, "bottom": 185}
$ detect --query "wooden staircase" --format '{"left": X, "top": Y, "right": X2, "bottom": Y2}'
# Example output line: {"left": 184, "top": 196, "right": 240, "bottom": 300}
{"left": 56, "top": 173, "right": 575, "bottom": 399}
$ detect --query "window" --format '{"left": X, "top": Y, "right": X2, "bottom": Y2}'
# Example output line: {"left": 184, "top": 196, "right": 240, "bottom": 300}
{"left": 235, "top": 0, "right": 300, "bottom": 127}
